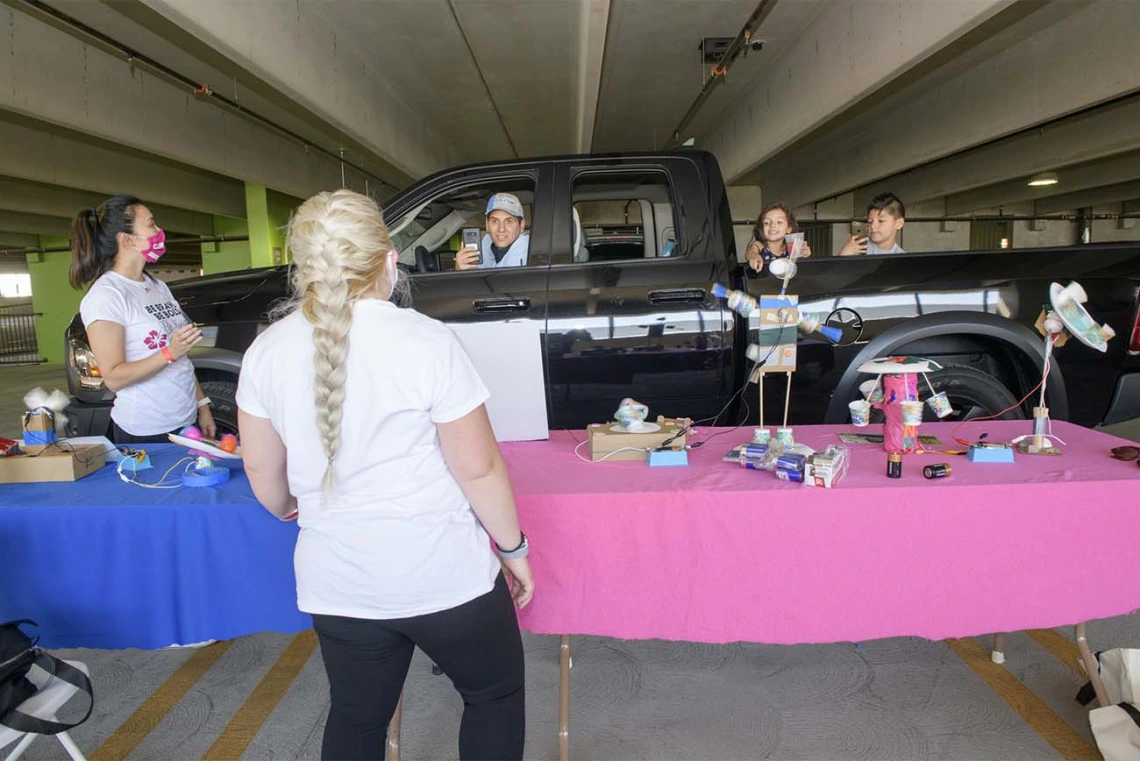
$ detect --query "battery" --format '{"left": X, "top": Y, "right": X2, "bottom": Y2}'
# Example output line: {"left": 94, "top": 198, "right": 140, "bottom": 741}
{"left": 887, "top": 452, "right": 903, "bottom": 479}
{"left": 775, "top": 453, "right": 806, "bottom": 472}
{"left": 742, "top": 443, "right": 769, "bottom": 459}
{"left": 923, "top": 463, "right": 952, "bottom": 479}
{"left": 775, "top": 468, "right": 804, "bottom": 483}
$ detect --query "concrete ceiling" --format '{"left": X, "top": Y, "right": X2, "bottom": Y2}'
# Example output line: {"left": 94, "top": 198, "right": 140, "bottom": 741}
{"left": 2, "top": 0, "right": 1139, "bottom": 252}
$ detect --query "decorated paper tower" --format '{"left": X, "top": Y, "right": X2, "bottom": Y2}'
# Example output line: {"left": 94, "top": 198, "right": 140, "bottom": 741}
{"left": 857, "top": 356, "right": 943, "bottom": 454}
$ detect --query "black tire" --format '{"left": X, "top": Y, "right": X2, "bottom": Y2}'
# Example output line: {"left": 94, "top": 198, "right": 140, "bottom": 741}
{"left": 868, "top": 363, "right": 1024, "bottom": 424}
{"left": 200, "top": 379, "right": 239, "bottom": 435}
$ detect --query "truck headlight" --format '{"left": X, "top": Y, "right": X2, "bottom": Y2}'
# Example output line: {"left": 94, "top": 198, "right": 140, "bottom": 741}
{"left": 69, "top": 338, "right": 105, "bottom": 390}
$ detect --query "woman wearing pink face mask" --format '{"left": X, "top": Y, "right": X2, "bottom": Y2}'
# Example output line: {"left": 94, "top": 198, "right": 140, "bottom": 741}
{"left": 69, "top": 195, "right": 214, "bottom": 444}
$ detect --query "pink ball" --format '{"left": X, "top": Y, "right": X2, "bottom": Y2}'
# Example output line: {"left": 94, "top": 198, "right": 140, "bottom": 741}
{"left": 182, "top": 426, "right": 202, "bottom": 441}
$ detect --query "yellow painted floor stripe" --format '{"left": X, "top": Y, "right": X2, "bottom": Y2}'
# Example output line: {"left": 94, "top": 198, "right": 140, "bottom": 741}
{"left": 91, "top": 640, "right": 232, "bottom": 761}
{"left": 1028, "top": 629, "right": 1088, "bottom": 676}
{"left": 946, "top": 637, "right": 1099, "bottom": 760}
{"left": 203, "top": 629, "right": 319, "bottom": 761}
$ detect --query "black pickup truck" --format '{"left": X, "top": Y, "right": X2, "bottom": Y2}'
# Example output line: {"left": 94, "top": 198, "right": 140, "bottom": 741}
{"left": 64, "top": 150, "right": 1140, "bottom": 437}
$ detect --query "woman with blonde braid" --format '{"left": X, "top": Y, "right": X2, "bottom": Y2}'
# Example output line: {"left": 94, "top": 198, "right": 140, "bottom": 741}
{"left": 236, "top": 189, "right": 533, "bottom": 761}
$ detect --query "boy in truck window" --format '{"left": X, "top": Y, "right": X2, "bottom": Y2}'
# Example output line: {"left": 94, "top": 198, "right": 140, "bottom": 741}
{"left": 456, "top": 193, "right": 531, "bottom": 270}
{"left": 838, "top": 192, "right": 907, "bottom": 256}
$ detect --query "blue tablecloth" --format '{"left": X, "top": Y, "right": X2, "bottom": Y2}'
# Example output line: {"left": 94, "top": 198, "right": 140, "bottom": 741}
{"left": 0, "top": 445, "right": 308, "bottom": 649}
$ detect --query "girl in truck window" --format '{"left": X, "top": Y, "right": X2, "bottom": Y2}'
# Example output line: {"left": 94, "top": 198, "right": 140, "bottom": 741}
{"left": 69, "top": 195, "right": 214, "bottom": 444}
{"left": 745, "top": 202, "right": 813, "bottom": 275}
{"left": 236, "top": 189, "right": 533, "bottom": 761}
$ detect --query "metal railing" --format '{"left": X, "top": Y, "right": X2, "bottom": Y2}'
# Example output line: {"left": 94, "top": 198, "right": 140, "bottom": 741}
{"left": 0, "top": 303, "right": 42, "bottom": 365}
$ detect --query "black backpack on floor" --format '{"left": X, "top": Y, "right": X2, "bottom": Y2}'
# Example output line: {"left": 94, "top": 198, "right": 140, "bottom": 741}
{"left": 0, "top": 620, "right": 93, "bottom": 734}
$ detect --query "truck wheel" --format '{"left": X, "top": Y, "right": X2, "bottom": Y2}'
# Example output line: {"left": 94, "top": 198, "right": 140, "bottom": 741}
{"left": 200, "top": 380, "right": 239, "bottom": 435}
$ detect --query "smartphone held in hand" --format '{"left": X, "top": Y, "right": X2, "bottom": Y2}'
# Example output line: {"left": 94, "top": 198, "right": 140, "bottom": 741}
{"left": 462, "top": 227, "right": 482, "bottom": 265}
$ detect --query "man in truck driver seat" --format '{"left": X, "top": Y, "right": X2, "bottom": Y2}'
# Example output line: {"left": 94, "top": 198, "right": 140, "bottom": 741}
{"left": 455, "top": 192, "right": 531, "bottom": 270}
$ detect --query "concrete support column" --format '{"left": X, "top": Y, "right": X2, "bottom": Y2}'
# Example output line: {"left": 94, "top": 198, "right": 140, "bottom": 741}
{"left": 202, "top": 185, "right": 299, "bottom": 275}
{"left": 26, "top": 235, "right": 81, "bottom": 364}
{"left": 245, "top": 183, "right": 275, "bottom": 270}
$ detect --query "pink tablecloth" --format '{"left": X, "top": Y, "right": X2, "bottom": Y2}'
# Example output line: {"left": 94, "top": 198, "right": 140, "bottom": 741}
{"left": 504, "top": 420, "right": 1140, "bottom": 645}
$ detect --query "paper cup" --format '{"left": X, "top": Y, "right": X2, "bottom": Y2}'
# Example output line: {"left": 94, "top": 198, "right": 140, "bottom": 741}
{"left": 900, "top": 401, "right": 924, "bottom": 426}
{"left": 925, "top": 391, "right": 954, "bottom": 419}
{"left": 848, "top": 400, "right": 871, "bottom": 427}
{"left": 768, "top": 258, "right": 798, "bottom": 279}
{"left": 859, "top": 379, "right": 884, "bottom": 404}
{"left": 776, "top": 427, "right": 794, "bottom": 446}
{"left": 753, "top": 427, "right": 772, "bottom": 444}
{"left": 1059, "top": 281, "right": 1088, "bottom": 304}
{"left": 614, "top": 398, "right": 648, "bottom": 428}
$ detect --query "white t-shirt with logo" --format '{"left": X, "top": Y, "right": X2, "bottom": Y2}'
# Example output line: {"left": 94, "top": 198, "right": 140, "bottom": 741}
{"left": 79, "top": 272, "right": 197, "bottom": 436}
{"left": 235, "top": 299, "right": 500, "bottom": 620}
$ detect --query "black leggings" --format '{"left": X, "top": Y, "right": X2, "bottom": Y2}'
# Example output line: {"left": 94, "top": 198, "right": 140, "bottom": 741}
{"left": 111, "top": 420, "right": 186, "bottom": 445}
{"left": 311, "top": 573, "right": 525, "bottom": 761}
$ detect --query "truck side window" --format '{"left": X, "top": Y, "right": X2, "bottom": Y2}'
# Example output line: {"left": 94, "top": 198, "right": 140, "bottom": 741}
{"left": 568, "top": 171, "right": 678, "bottom": 264}
{"left": 387, "top": 177, "right": 537, "bottom": 273}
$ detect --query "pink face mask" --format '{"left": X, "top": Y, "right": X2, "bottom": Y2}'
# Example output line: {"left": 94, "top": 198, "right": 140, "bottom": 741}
{"left": 139, "top": 229, "right": 166, "bottom": 263}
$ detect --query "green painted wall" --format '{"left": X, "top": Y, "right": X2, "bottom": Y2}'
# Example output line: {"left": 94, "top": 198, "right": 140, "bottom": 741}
{"left": 27, "top": 235, "right": 82, "bottom": 364}
{"left": 267, "top": 189, "right": 300, "bottom": 264}
{"left": 202, "top": 215, "right": 250, "bottom": 275}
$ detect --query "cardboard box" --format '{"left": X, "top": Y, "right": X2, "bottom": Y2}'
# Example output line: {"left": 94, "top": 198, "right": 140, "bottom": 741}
{"left": 587, "top": 416, "right": 690, "bottom": 463}
{"left": 0, "top": 444, "right": 106, "bottom": 484}
{"left": 21, "top": 410, "right": 58, "bottom": 455}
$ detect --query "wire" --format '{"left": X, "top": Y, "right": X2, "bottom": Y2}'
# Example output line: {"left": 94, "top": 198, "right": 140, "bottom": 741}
{"left": 950, "top": 351, "right": 1050, "bottom": 447}
{"left": 573, "top": 439, "right": 650, "bottom": 463}
{"left": 118, "top": 456, "right": 195, "bottom": 488}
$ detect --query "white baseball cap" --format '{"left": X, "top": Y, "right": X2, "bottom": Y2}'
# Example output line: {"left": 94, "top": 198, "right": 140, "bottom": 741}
{"left": 486, "top": 193, "right": 524, "bottom": 219}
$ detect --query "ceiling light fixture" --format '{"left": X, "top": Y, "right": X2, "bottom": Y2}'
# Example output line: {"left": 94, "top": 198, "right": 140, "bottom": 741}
{"left": 1027, "top": 171, "right": 1060, "bottom": 187}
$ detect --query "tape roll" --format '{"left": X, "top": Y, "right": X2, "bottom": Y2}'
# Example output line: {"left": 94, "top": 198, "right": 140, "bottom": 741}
{"left": 182, "top": 466, "right": 231, "bottom": 488}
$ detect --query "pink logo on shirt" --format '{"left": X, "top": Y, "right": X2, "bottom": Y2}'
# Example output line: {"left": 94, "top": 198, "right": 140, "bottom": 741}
{"left": 143, "top": 330, "right": 168, "bottom": 350}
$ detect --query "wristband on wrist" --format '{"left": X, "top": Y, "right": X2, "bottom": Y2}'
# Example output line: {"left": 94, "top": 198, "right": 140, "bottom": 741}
{"left": 160, "top": 346, "right": 175, "bottom": 364}
{"left": 197, "top": 397, "right": 212, "bottom": 408}
{"left": 496, "top": 532, "right": 529, "bottom": 560}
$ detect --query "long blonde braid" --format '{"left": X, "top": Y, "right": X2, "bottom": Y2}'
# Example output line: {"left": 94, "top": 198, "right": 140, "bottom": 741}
{"left": 279, "top": 190, "right": 398, "bottom": 495}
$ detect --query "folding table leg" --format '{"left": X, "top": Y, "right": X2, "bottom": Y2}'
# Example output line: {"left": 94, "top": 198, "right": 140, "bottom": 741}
{"left": 386, "top": 692, "right": 404, "bottom": 761}
{"left": 4, "top": 732, "right": 36, "bottom": 761}
{"left": 558, "top": 635, "right": 571, "bottom": 761}
{"left": 1075, "top": 622, "right": 1110, "bottom": 707}
{"left": 991, "top": 633, "right": 1006, "bottom": 664}
{"left": 55, "top": 731, "right": 86, "bottom": 761}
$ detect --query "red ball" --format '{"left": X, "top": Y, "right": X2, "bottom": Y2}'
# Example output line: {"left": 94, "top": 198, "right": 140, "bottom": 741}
{"left": 219, "top": 434, "right": 238, "bottom": 453}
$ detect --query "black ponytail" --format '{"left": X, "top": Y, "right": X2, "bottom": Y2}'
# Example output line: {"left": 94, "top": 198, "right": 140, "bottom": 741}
{"left": 69, "top": 195, "right": 140, "bottom": 289}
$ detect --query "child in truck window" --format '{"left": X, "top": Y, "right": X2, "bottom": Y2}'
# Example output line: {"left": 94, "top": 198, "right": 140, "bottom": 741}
{"left": 838, "top": 193, "right": 907, "bottom": 255}
{"left": 745, "top": 203, "right": 813, "bottom": 275}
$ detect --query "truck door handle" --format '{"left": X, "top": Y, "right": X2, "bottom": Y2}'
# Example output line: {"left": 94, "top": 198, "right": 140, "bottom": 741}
{"left": 648, "top": 288, "right": 706, "bottom": 305}
{"left": 473, "top": 297, "right": 530, "bottom": 314}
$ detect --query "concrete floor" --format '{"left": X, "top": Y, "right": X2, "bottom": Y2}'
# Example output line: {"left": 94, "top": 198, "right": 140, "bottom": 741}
{"left": 2, "top": 363, "right": 1138, "bottom": 760}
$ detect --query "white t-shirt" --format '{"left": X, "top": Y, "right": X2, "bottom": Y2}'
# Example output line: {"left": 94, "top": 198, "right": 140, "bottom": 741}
{"left": 235, "top": 299, "right": 500, "bottom": 620}
{"left": 80, "top": 272, "right": 197, "bottom": 436}
{"left": 866, "top": 241, "right": 905, "bottom": 255}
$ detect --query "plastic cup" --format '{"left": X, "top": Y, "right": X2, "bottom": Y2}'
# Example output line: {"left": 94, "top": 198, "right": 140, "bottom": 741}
{"left": 753, "top": 427, "right": 771, "bottom": 444}
{"left": 776, "top": 427, "right": 794, "bottom": 446}
{"left": 848, "top": 399, "right": 871, "bottom": 427}
{"left": 784, "top": 232, "right": 805, "bottom": 259}
{"left": 900, "top": 401, "right": 924, "bottom": 425}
